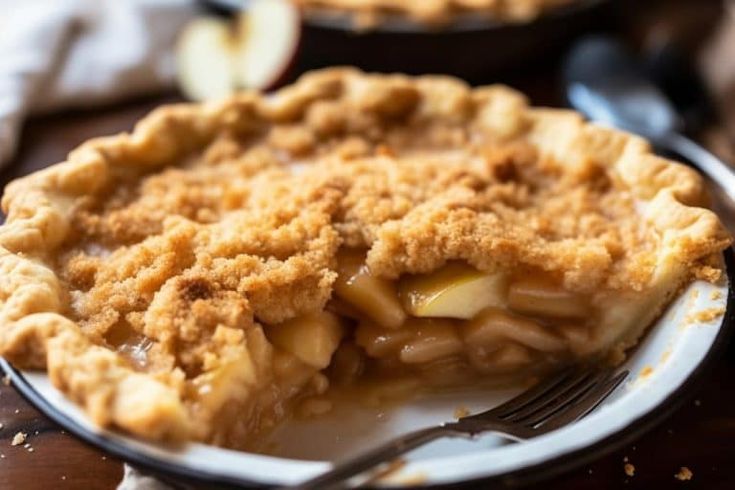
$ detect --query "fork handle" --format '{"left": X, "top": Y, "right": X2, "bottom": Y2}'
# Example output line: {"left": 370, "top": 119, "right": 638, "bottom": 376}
{"left": 289, "top": 424, "right": 466, "bottom": 490}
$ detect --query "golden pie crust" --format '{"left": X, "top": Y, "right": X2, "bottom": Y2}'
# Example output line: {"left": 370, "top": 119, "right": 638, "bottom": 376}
{"left": 0, "top": 68, "right": 730, "bottom": 446}
{"left": 296, "top": 0, "right": 578, "bottom": 28}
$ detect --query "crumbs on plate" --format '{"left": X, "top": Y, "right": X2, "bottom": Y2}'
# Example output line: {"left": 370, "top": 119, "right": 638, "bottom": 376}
{"left": 11, "top": 432, "right": 26, "bottom": 446}
{"left": 685, "top": 307, "right": 726, "bottom": 325}
{"left": 674, "top": 466, "right": 693, "bottom": 481}
{"left": 454, "top": 406, "right": 471, "bottom": 419}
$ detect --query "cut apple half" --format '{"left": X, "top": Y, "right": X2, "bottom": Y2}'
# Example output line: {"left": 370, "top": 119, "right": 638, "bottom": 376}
{"left": 234, "top": 0, "right": 302, "bottom": 90}
{"left": 176, "top": 17, "right": 238, "bottom": 102}
{"left": 399, "top": 263, "right": 508, "bottom": 320}
{"left": 176, "top": 0, "right": 302, "bottom": 101}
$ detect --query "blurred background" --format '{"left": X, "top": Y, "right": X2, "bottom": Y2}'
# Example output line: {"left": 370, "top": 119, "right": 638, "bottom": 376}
{"left": 1, "top": 0, "right": 735, "bottom": 489}
{"left": 2, "top": 0, "right": 734, "bottom": 185}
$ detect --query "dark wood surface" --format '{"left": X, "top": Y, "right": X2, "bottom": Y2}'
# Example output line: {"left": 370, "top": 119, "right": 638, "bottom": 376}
{"left": 2, "top": 1, "right": 735, "bottom": 489}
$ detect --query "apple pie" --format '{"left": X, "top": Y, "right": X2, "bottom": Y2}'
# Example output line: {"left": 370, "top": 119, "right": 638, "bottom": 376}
{"left": 0, "top": 68, "right": 730, "bottom": 447}
{"left": 296, "top": 0, "right": 579, "bottom": 28}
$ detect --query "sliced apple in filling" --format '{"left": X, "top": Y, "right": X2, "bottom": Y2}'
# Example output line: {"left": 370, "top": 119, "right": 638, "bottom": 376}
{"left": 462, "top": 308, "right": 567, "bottom": 353}
{"left": 333, "top": 250, "right": 407, "bottom": 328}
{"left": 266, "top": 257, "right": 599, "bottom": 404}
{"left": 399, "top": 263, "right": 507, "bottom": 319}
{"left": 467, "top": 343, "right": 534, "bottom": 374}
{"left": 356, "top": 318, "right": 464, "bottom": 365}
{"left": 355, "top": 321, "right": 414, "bottom": 358}
{"left": 461, "top": 309, "right": 567, "bottom": 374}
{"left": 399, "top": 319, "right": 464, "bottom": 364}
{"left": 267, "top": 311, "right": 344, "bottom": 369}
{"left": 508, "top": 276, "right": 590, "bottom": 320}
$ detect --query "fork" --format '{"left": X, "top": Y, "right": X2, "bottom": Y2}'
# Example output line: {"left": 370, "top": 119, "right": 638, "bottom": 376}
{"left": 289, "top": 366, "right": 628, "bottom": 490}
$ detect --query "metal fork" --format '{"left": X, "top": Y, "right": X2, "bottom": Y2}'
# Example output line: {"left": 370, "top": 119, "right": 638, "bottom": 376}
{"left": 289, "top": 367, "right": 628, "bottom": 490}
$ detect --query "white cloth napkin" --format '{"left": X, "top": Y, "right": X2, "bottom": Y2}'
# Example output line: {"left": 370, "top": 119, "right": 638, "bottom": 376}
{"left": 0, "top": 0, "right": 197, "bottom": 166}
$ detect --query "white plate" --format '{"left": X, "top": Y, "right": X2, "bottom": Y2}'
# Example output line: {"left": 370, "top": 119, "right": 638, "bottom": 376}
{"left": 2, "top": 250, "right": 733, "bottom": 488}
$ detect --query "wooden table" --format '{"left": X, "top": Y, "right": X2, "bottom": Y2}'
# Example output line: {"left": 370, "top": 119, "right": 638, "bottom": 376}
{"left": 2, "top": 1, "right": 735, "bottom": 488}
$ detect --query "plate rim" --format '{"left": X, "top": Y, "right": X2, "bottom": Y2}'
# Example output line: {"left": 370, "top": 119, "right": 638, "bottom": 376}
{"left": 2, "top": 247, "right": 733, "bottom": 489}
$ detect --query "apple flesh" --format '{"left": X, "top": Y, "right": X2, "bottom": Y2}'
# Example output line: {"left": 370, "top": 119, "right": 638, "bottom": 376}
{"left": 462, "top": 308, "right": 566, "bottom": 353}
{"left": 399, "top": 263, "right": 507, "bottom": 320}
{"left": 235, "top": 0, "right": 301, "bottom": 90}
{"left": 333, "top": 250, "right": 407, "bottom": 329}
{"left": 399, "top": 319, "right": 463, "bottom": 364}
{"left": 267, "top": 311, "right": 344, "bottom": 369}
{"left": 507, "top": 276, "right": 590, "bottom": 320}
{"left": 175, "top": 0, "right": 301, "bottom": 101}
{"left": 355, "top": 321, "right": 414, "bottom": 358}
{"left": 176, "top": 17, "right": 238, "bottom": 102}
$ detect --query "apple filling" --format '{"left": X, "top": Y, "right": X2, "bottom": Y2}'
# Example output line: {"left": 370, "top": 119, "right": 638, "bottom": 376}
{"left": 257, "top": 249, "right": 610, "bottom": 427}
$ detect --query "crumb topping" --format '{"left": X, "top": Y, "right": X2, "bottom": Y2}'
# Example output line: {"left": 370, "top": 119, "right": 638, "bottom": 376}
{"left": 675, "top": 466, "right": 693, "bottom": 481}
{"left": 10, "top": 432, "right": 26, "bottom": 446}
